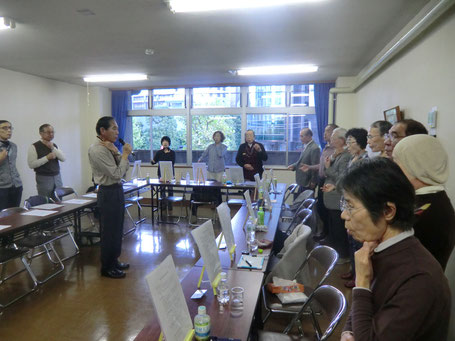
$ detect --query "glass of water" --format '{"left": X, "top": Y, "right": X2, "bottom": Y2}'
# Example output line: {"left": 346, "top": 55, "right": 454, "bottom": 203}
{"left": 230, "top": 286, "right": 244, "bottom": 317}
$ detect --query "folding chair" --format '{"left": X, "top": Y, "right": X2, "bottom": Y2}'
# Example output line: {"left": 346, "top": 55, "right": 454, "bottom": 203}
{"left": 158, "top": 187, "right": 188, "bottom": 225}
{"left": 262, "top": 245, "right": 338, "bottom": 325}
{"left": 259, "top": 285, "right": 347, "bottom": 341}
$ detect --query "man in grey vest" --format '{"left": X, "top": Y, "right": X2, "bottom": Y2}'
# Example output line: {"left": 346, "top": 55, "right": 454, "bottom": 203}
{"left": 27, "top": 124, "right": 65, "bottom": 200}
{"left": 287, "top": 128, "right": 320, "bottom": 197}
{"left": 0, "top": 120, "right": 23, "bottom": 210}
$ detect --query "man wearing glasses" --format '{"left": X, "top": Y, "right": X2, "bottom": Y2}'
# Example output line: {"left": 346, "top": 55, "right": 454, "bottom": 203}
{"left": 384, "top": 119, "right": 428, "bottom": 158}
{"left": 27, "top": 124, "right": 65, "bottom": 200}
{"left": 0, "top": 120, "right": 23, "bottom": 210}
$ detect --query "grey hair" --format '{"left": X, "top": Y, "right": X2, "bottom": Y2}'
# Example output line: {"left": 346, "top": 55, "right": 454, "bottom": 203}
{"left": 332, "top": 127, "right": 347, "bottom": 141}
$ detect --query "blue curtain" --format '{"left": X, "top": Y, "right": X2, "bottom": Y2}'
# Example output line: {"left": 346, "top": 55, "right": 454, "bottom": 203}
{"left": 314, "top": 82, "right": 335, "bottom": 148}
{"left": 111, "top": 90, "right": 130, "bottom": 149}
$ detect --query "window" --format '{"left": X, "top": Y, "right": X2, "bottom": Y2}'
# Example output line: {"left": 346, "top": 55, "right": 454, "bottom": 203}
{"left": 191, "top": 115, "right": 241, "bottom": 165}
{"left": 131, "top": 90, "right": 149, "bottom": 110}
{"left": 129, "top": 84, "right": 319, "bottom": 167}
{"left": 248, "top": 85, "right": 286, "bottom": 107}
{"left": 192, "top": 87, "right": 240, "bottom": 108}
{"left": 152, "top": 88, "right": 185, "bottom": 109}
{"left": 152, "top": 116, "right": 187, "bottom": 163}
{"left": 247, "top": 114, "right": 286, "bottom": 165}
{"left": 290, "top": 84, "right": 314, "bottom": 107}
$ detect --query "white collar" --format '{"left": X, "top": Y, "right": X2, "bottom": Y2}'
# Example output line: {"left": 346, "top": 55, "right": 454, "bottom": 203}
{"left": 374, "top": 228, "right": 414, "bottom": 253}
{"left": 415, "top": 185, "right": 445, "bottom": 195}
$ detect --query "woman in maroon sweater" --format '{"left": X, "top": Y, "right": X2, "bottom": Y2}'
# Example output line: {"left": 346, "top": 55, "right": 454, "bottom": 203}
{"left": 339, "top": 158, "right": 450, "bottom": 341}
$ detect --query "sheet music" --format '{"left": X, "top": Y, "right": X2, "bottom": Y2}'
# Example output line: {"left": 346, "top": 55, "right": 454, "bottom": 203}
{"left": 159, "top": 161, "right": 174, "bottom": 180}
{"left": 32, "top": 203, "right": 64, "bottom": 210}
{"left": 83, "top": 193, "right": 97, "bottom": 198}
{"left": 145, "top": 255, "right": 193, "bottom": 341}
{"left": 63, "top": 199, "right": 92, "bottom": 205}
{"left": 192, "top": 163, "right": 207, "bottom": 182}
{"left": 263, "top": 188, "right": 272, "bottom": 208}
{"left": 191, "top": 220, "right": 222, "bottom": 284}
{"left": 216, "top": 203, "right": 235, "bottom": 252}
{"left": 21, "top": 210, "right": 58, "bottom": 217}
{"left": 244, "top": 190, "right": 256, "bottom": 219}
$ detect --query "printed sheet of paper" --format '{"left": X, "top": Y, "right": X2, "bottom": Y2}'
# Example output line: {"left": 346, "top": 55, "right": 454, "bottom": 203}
{"left": 83, "top": 193, "right": 97, "bottom": 198}
{"left": 32, "top": 203, "right": 64, "bottom": 210}
{"left": 145, "top": 255, "right": 193, "bottom": 341}
{"left": 0, "top": 225, "right": 11, "bottom": 231}
{"left": 21, "top": 210, "right": 58, "bottom": 217}
{"left": 159, "top": 161, "right": 174, "bottom": 180}
{"left": 226, "top": 166, "right": 244, "bottom": 184}
{"left": 191, "top": 220, "right": 222, "bottom": 284}
{"left": 63, "top": 199, "right": 92, "bottom": 205}
{"left": 263, "top": 188, "right": 272, "bottom": 208}
{"left": 192, "top": 163, "right": 207, "bottom": 182}
{"left": 244, "top": 190, "right": 256, "bottom": 219}
{"left": 216, "top": 203, "right": 235, "bottom": 253}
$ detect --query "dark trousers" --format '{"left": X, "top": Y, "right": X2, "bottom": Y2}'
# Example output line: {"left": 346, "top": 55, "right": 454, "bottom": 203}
{"left": 316, "top": 182, "right": 329, "bottom": 236}
{"left": 98, "top": 184, "right": 125, "bottom": 271}
{"left": 0, "top": 186, "right": 23, "bottom": 211}
{"left": 328, "top": 209, "right": 349, "bottom": 259}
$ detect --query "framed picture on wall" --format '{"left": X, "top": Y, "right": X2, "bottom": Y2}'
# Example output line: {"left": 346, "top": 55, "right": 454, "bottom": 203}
{"left": 383, "top": 106, "right": 402, "bottom": 124}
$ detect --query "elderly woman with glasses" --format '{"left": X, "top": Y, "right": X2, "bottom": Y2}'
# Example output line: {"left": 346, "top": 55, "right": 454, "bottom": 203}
{"left": 339, "top": 158, "right": 450, "bottom": 341}
{"left": 393, "top": 134, "right": 455, "bottom": 270}
{"left": 342, "top": 128, "right": 369, "bottom": 288}
{"left": 367, "top": 120, "right": 392, "bottom": 158}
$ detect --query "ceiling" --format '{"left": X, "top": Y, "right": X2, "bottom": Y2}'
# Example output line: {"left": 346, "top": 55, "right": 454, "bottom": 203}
{"left": 0, "top": 0, "right": 431, "bottom": 89}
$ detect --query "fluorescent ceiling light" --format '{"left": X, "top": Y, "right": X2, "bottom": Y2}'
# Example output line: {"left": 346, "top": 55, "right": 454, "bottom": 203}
{"left": 83, "top": 74, "right": 148, "bottom": 82}
{"left": 0, "top": 17, "right": 15, "bottom": 30}
{"left": 166, "top": 0, "right": 324, "bottom": 13}
{"left": 236, "top": 64, "right": 318, "bottom": 76}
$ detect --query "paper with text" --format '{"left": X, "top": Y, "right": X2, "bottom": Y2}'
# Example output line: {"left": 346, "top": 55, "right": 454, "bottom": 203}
{"left": 191, "top": 220, "right": 222, "bottom": 284}
{"left": 145, "top": 255, "right": 193, "bottom": 341}
{"left": 192, "top": 163, "right": 207, "bottom": 182}
{"left": 63, "top": 199, "right": 92, "bottom": 205}
{"left": 216, "top": 203, "right": 235, "bottom": 253}
{"left": 82, "top": 193, "right": 97, "bottom": 198}
{"left": 159, "top": 161, "right": 174, "bottom": 181}
{"left": 21, "top": 210, "right": 58, "bottom": 217}
{"left": 244, "top": 190, "right": 256, "bottom": 219}
{"left": 32, "top": 203, "right": 64, "bottom": 210}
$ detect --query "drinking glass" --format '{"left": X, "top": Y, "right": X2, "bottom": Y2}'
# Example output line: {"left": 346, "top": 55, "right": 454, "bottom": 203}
{"left": 230, "top": 286, "right": 244, "bottom": 317}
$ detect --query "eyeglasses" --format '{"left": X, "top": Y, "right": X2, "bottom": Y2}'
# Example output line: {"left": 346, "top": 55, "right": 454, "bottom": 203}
{"left": 346, "top": 139, "right": 357, "bottom": 146}
{"left": 367, "top": 134, "right": 380, "bottom": 139}
{"left": 340, "top": 198, "right": 365, "bottom": 216}
{"left": 0, "top": 126, "right": 13, "bottom": 131}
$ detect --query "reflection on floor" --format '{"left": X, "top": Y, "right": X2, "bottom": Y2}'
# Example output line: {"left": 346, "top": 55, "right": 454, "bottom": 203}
{"left": 0, "top": 210, "right": 351, "bottom": 341}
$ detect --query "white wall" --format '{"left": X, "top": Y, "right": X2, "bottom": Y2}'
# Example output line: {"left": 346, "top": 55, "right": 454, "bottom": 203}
{"left": 335, "top": 8, "right": 455, "bottom": 202}
{"left": 0, "top": 67, "right": 109, "bottom": 203}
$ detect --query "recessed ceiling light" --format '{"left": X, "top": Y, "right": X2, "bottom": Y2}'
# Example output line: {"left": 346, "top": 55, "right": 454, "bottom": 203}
{"left": 165, "top": 0, "right": 325, "bottom": 13}
{"left": 236, "top": 64, "right": 318, "bottom": 76}
{"left": 145, "top": 49, "right": 155, "bottom": 55}
{"left": 83, "top": 74, "right": 148, "bottom": 82}
{"left": 0, "top": 17, "right": 16, "bottom": 30}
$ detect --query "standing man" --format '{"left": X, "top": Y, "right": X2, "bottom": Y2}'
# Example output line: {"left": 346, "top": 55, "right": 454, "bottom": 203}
{"left": 298, "top": 124, "right": 338, "bottom": 241}
{"left": 384, "top": 119, "right": 428, "bottom": 158}
{"left": 287, "top": 128, "right": 320, "bottom": 197}
{"left": 0, "top": 120, "right": 22, "bottom": 210}
{"left": 27, "top": 124, "right": 65, "bottom": 200}
{"left": 88, "top": 117, "right": 132, "bottom": 279}
{"left": 236, "top": 130, "right": 268, "bottom": 181}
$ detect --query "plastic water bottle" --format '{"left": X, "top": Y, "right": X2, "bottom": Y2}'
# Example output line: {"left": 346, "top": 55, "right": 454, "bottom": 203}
{"left": 194, "top": 306, "right": 211, "bottom": 341}
{"left": 246, "top": 217, "right": 258, "bottom": 254}
{"left": 257, "top": 206, "right": 265, "bottom": 226}
{"left": 185, "top": 171, "right": 190, "bottom": 183}
{"left": 222, "top": 172, "right": 227, "bottom": 185}
{"left": 217, "top": 272, "right": 230, "bottom": 307}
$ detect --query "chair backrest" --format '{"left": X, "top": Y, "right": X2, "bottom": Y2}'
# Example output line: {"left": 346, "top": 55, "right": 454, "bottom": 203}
{"left": 283, "top": 183, "right": 299, "bottom": 205}
{"left": 294, "top": 245, "right": 338, "bottom": 289}
{"left": 285, "top": 208, "right": 312, "bottom": 235}
{"left": 23, "top": 195, "right": 52, "bottom": 209}
{"left": 284, "top": 285, "right": 347, "bottom": 340}
{"left": 445, "top": 248, "right": 455, "bottom": 340}
{"left": 267, "top": 224, "right": 312, "bottom": 282}
{"left": 302, "top": 198, "right": 316, "bottom": 210}
{"left": 0, "top": 207, "right": 27, "bottom": 218}
{"left": 289, "top": 190, "right": 314, "bottom": 211}
{"left": 54, "top": 187, "right": 77, "bottom": 201}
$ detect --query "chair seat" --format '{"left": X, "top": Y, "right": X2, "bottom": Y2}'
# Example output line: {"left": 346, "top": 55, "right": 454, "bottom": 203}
{"left": 161, "top": 196, "right": 184, "bottom": 203}
{"left": 125, "top": 203, "right": 133, "bottom": 208}
{"left": 126, "top": 196, "right": 143, "bottom": 202}
{"left": 0, "top": 247, "right": 29, "bottom": 263}
{"left": 227, "top": 198, "right": 246, "bottom": 205}
{"left": 16, "top": 234, "right": 59, "bottom": 248}
{"left": 258, "top": 330, "right": 311, "bottom": 341}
